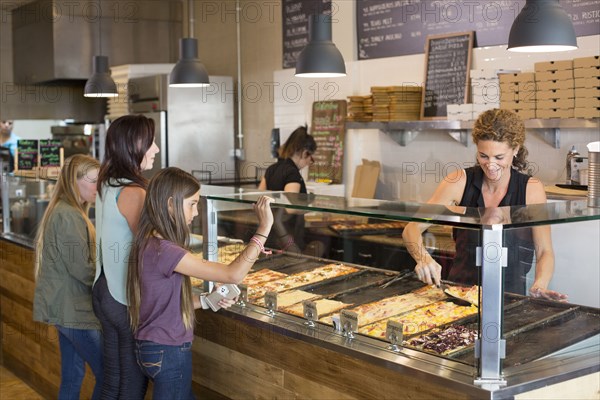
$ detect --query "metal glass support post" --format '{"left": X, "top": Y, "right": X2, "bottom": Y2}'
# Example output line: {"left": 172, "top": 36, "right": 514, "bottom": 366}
{"left": 474, "top": 225, "right": 507, "bottom": 388}
{"left": 1, "top": 177, "right": 10, "bottom": 233}
{"left": 201, "top": 197, "right": 219, "bottom": 293}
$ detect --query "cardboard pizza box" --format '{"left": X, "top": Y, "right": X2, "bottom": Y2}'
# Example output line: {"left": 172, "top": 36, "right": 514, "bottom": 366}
{"left": 573, "top": 56, "right": 600, "bottom": 69}
{"left": 352, "top": 159, "right": 380, "bottom": 199}
{"left": 536, "top": 88, "right": 574, "bottom": 100}
{"left": 574, "top": 67, "right": 600, "bottom": 79}
{"left": 536, "top": 108, "right": 574, "bottom": 119}
{"left": 535, "top": 60, "right": 574, "bottom": 72}
{"left": 575, "top": 97, "right": 600, "bottom": 108}
{"left": 575, "top": 87, "right": 600, "bottom": 98}
{"left": 536, "top": 69, "right": 574, "bottom": 82}
{"left": 537, "top": 98, "right": 575, "bottom": 109}
{"left": 499, "top": 72, "right": 535, "bottom": 84}
{"left": 574, "top": 107, "right": 600, "bottom": 119}
{"left": 512, "top": 109, "right": 537, "bottom": 120}
{"left": 536, "top": 79, "right": 575, "bottom": 91}
{"left": 500, "top": 100, "right": 536, "bottom": 110}
{"left": 574, "top": 76, "right": 600, "bottom": 88}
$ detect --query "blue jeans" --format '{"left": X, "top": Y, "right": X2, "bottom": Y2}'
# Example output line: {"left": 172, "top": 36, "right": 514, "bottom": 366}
{"left": 135, "top": 340, "right": 195, "bottom": 400}
{"left": 57, "top": 326, "right": 103, "bottom": 400}
{"left": 92, "top": 272, "right": 148, "bottom": 399}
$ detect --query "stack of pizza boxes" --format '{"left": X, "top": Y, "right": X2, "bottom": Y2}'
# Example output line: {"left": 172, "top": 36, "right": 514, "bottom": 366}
{"left": 470, "top": 69, "right": 501, "bottom": 118}
{"left": 499, "top": 72, "right": 536, "bottom": 120}
{"left": 534, "top": 60, "right": 575, "bottom": 119}
{"left": 573, "top": 56, "right": 600, "bottom": 119}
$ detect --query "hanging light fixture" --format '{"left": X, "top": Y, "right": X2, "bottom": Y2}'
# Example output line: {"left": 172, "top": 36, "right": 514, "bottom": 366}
{"left": 84, "top": 1, "right": 118, "bottom": 98}
{"left": 508, "top": 0, "right": 577, "bottom": 53}
{"left": 170, "top": 0, "right": 210, "bottom": 87}
{"left": 295, "top": 14, "right": 346, "bottom": 78}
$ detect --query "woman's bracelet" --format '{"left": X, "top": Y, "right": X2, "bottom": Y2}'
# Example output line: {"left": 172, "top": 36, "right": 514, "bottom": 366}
{"left": 250, "top": 236, "right": 272, "bottom": 255}
{"left": 254, "top": 232, "right": 268, "bottom": 239}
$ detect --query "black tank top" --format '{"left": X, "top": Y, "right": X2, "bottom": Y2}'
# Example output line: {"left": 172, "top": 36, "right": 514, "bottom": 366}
{"left": 449, "top": 166, "right": 534, "bottom": 295}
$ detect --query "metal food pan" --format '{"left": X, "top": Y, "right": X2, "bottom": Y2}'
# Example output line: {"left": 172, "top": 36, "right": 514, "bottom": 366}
{"left": 298, "top": 270, "right": 396, "bottom": 298}
{"left": 330, "top": 276, "right": 429, "bottom": 306}
{"left": 252, "top": 253, "right": 307, "bottom": 271}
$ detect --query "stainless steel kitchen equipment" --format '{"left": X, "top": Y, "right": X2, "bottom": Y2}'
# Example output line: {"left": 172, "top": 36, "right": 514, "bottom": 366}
{"left": 128, "top": 74, "right": 235, "bottom": 179}
{"left": 51, "top": 124, "right": 103, "bottom": 159}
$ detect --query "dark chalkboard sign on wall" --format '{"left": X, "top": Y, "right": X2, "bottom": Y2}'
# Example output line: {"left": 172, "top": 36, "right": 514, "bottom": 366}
{"left": 282, "top": 0, "right": 332, "bottom": 69}
{"left": 357, "top": 0, "right": 600, "bottom": 60}
{"left": 39, "top": 139, "right": 63, "bottom": 167}
{"left": 16, "top": 140, "right": 39, "bottom": 171}
{"left": 421, "top": 32, "right": 473, "bottom": 120}
{"left": 309, "top": 100, "right": 346, "bottom": 184}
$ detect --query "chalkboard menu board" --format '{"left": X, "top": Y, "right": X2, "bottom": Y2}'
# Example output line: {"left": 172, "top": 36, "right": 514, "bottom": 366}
{"left": 16, "top": 140, "right": 39, "bottom": 170}
{"left": 40, "top": 139, "right": 63, "bottom": 167}
{"left": 309, "top": 100, "right": 346, "bottom": 184}
{"left": 282, "top": 0, "right": 331, "bottom": 69}
{"left": 421, "top": 32, "right": 473, "bottom": 120}
{"left": 357, "top": 0, "right": 600, "bottom": 60}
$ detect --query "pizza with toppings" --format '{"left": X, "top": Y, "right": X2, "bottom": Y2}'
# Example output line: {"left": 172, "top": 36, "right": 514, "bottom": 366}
{"left": 444, "top": 285, "right": 480, "bottom": 306}
{"left": 248, "top": 264, "right": 359, "bottom": 299}
{"left": 359, "top": 301, "right": 478, "bottom": 338}
{"left": 281, "top": 299, "right": 351, "bottom": 318}
{"left": 242, "top": 269, "right": 288, "bottom": 286}
{"left": 252, "top": 290, "right": 319, "bottom": 309}
{"left": 404, "top": 325, "right": 477, "bottom": 356}
{"left": 320, "top": 285, "right": 446, "bottom": 327}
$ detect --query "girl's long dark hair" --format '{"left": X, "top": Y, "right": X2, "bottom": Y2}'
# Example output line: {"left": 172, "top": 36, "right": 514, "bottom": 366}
{"left": 97, "top": 115, "right": 155, "bottom": 195}
{"left": 128, "top": 167, "right": 200, "bottom": 332}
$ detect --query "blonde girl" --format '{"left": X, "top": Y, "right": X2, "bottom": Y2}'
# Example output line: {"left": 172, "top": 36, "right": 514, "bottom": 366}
{"left": 33, "top": 154, "right": 103, "bottom": 399}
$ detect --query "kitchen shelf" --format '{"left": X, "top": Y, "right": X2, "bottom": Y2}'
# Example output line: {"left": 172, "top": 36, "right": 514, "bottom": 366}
{"left": 346, "top": 118, "right": 600, "bottom": 148}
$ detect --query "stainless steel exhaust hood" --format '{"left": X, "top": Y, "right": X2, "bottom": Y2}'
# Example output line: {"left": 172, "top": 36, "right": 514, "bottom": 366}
{"left": 12, "top": 0, "right": 183, "bottom": 84}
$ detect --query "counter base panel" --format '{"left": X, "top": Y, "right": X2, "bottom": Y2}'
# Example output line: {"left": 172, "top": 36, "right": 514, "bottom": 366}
{"left": 0, "top": 239, "right": 96, "bottom": 399}
{"left": 193, "top": 310, "right": 473, "bottom": 399}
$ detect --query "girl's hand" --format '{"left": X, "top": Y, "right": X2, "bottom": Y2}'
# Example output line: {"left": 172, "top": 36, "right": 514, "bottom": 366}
{"left": 217, "top": 297, "right": 238, "bottom": 309}
{"left": 254, "top": 196, "right": 274, "bottom": 232}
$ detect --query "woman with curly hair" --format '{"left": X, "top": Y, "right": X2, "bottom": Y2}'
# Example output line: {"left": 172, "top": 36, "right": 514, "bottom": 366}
{"left": 402, "top": 109, "right": 566, "bottom": 300}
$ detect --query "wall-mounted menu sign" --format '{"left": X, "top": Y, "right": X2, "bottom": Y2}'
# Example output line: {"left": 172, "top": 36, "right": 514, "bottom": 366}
{"left": 40, "top": 139, "right": 63, "bottom": 167}
{"left": 16, "top": 140, "right": 39, "bottom": 171}
{"left": 357, "top": 0, "right": 600, "bottom": 60}
{"left": 282, "top": 0, "right": 331, "bottom": 69}
{"left": 421, "top": 32, "right": 473, "bottom": 120}
{"left": 309, "top": 100, "right": 346, "bottom": 184}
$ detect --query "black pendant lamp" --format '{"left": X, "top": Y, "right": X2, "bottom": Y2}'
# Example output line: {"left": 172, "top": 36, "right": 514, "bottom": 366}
{"left": 295, "top": 14, "right": 346, "bottom": 78}
{"left": 170, "top": 0, "right": 209, "bottom": 87}
{"left": 508, "top": 0, "right": 577, "bottom": 53}
{"left": 84, "top": 1, "right": 118, "bottom": 98}
{"left": 84, "top": 55, "right": 118, "bottom": 98}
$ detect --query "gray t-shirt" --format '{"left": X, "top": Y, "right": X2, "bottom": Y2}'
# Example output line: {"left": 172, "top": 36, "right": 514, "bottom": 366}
{"left": 135, "top": 237, "right": 190, "bottom": 345}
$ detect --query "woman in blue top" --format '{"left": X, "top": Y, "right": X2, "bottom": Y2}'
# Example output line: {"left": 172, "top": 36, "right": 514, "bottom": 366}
{"left": 92, "top": 115, "right": 160, "bottom": 399}
{"left": 402, "top": 109, "right": 567, "bottom": 301}
{"left": 127, "top": 167, "right": 273, "bottom": 399}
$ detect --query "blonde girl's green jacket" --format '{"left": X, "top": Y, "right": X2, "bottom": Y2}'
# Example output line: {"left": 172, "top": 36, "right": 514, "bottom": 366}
{"left": 33, "top": 201, "right": 100, "bottom": 330}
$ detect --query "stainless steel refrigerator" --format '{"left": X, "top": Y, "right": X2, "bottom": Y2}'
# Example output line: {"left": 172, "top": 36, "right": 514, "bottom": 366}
{"left": 128, "top": 74, "right": 235, "bottom": 180}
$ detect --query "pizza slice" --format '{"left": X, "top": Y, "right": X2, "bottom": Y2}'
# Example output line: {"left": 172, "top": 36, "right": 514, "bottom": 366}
{"left": 281, "top": 299, "right": 351, "bottom": 318}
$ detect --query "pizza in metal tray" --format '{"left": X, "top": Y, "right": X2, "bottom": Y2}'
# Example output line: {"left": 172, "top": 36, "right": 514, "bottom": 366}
{"left": 242, "top": 269, "right": 288, "bottom": 286}
{"left": 252, "top": 290, "right": 319, "bottom": 309}
{"left": 281, "top": 299, "right": 351, "bottom": 318}
{"left": 359, "top": 301, "right": 478, "bottom": 338}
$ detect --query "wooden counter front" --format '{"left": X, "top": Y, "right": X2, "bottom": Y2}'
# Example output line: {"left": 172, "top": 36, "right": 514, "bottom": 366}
{"left": 0, "top": 238, "right": 96, "bottom": 399}
{"left": 191, "top": 310, "right": 471, "bottom": 399}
